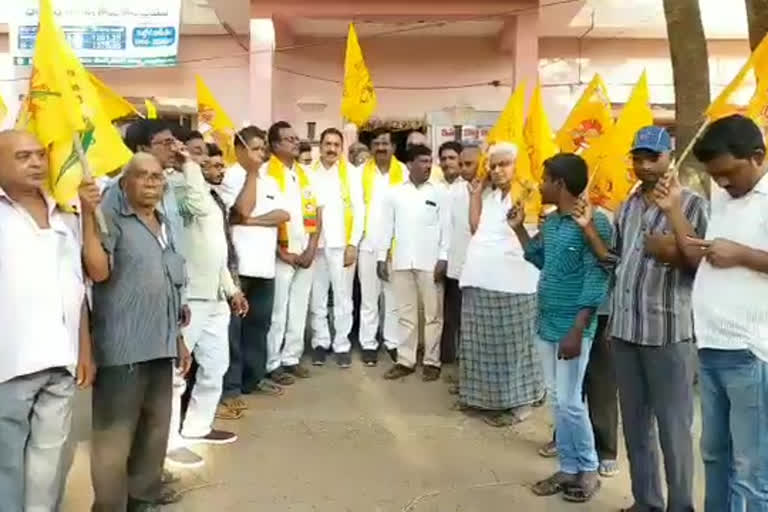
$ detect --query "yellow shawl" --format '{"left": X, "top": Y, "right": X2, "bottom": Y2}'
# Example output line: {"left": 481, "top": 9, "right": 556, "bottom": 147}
{"left": 314, "top": 158, "right": 354, "bottom": 244}
{"left": 267, "top": 155, "right": 317, "bottom": 249}
{"left": 362, "top": 156, "right": 404, "bottom": 235}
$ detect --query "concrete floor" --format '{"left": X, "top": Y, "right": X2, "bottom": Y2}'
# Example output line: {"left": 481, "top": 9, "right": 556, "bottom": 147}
{"left": 62, "top": 361, "right": 705, "bottom": 511}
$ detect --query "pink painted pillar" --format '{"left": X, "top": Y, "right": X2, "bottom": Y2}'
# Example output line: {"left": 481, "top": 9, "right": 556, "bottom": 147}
{"left": 499, "top": 11, "right": 539, "bottom": 101}
{"left": 249, "top": 18, "right": 275, "bottom": 128}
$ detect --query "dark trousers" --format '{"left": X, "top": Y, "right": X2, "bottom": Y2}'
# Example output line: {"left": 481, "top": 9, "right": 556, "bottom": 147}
{"left": 614, "top": 339, "right": 695, "bottom": 512}
{"left": 583, "top": 315, "right": 618, "bottom": 461}
{"left": 440, "top": 278, "right": 462, "bottom": 363}
{"left": 90, "top": 359, "right": 173, "bottom": 512}
{"left": 223, "top": 276, "right": 274, "bottom": 398}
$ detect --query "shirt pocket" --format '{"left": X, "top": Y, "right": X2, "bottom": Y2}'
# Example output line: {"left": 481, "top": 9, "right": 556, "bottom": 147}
{"left": 552, "top": 231, "right": 583, "bottom": 274}
{"left": 163, "top": 250, "right": 186, "bottom": 289}
{"left": 423, "top": 198, "right": 439, "bottom": 226}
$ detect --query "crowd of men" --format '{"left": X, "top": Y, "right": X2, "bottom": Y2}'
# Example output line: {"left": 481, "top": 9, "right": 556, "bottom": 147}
{"left": 0, "top": 112, "right": 766, "bottom": 511}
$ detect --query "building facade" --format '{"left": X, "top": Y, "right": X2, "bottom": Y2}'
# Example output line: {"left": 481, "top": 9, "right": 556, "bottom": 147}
{"left": 0, "top": 0, "right": 756, "bottom": 149}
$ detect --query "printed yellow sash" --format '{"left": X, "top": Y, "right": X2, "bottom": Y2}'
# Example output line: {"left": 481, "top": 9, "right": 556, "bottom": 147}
{"left": 267, "top": 155, "right": 317, "bottom": 249}
{"left": 362, "top": 156, "right": 403, "bottom": 235}
{"left": 313, "top": 158, "right": 354, "bottom": 244}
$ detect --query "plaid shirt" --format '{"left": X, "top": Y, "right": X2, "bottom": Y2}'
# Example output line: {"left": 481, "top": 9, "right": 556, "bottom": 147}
{"left": 608, "top": 188, "right": 709, "bottom": 346}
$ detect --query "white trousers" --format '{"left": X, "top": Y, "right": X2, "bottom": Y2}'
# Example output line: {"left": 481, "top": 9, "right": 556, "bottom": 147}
{"left": 358, "top": 249, "right": 400, "bottom": 351}
{"left": 310, "top": 247, "right": 355, "bottom": 353}
{"left": 266, "top": 260, "right": 315, "bottom": 372}
{"left": 169, "top": 299, "right": 230, "bottom": 447}
{"left": 392, "top": 269, "right": 443, "bottom": 368}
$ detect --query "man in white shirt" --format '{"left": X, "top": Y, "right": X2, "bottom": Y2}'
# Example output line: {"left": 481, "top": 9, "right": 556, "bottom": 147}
{"left": 264, "top": 121, "right": 323, "bottom": 382}
{"left": 442, "top": 141, "right": 475, "bottom": 365}
{"left": 165, "top": 136, "right": 249, "bottom": 468}
{"left": 358, "top": 128, "right": 409, "bottom": 365}
{"left": 0, "top": 130, "right": 97, "bottom": 512}
{"left": 689, "top": 115, "right": 768, "bottom": 512}
{"left": 308, "top": 128, "right": 364, "bottom": 367}
{"left": 377, "top": 144, "right": 449, "bottom": 381}
{"left": 222, "top": 126, "right": 289, "bottom": 411}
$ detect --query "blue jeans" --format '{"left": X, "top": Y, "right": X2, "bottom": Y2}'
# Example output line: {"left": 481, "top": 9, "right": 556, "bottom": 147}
{"left": 699, "top": 349, "right": 768, "bottom": 512}
{"left": 536, "top": 335, "right": 599, "bottom": 474}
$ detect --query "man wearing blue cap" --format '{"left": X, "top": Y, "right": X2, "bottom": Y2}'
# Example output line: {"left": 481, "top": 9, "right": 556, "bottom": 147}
{"left": 572, "top": 125, "right": 708, "bottom": 512}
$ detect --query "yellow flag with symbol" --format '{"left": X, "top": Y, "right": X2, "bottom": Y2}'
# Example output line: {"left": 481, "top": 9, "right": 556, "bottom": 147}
{"left": 556, "top": 74, "right": 614, "bottom": 158}
{"left": 341, "top": 24, "right": 377, "bottom": 127}
{"left": 17, "top": 0, "right": 132, "bottom": 207}
{"left": 196, "top": 74, "right": 238, "bottom": 166}
{"left": 707, "top": 33, "right": 768, "bottom": 135}
{"left": 588, "top": 71, "right": 653, "bottom": 211}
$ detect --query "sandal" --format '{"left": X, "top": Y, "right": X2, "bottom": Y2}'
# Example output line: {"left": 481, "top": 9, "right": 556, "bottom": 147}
{"left": 482, "top": 411, "right": 521, "bottom": 428}
{"left": 215, "top": 404, "right": 243, "bottom": 420}
{"left": 253, "top": 380, "right": 284, "bottom": 396}
{"left": 538, "top": 440, "right": 558, "bottom": 458}
{"left": 531, "top": 472, "right": 577, "bottom": 496}
{"left": 562, "top": 471, "right": 602, "bottom": 503}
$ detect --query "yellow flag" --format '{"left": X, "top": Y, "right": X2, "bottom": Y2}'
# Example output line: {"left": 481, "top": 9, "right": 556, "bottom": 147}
{"left": 18, "top": 0, "right": 132, "bottom": 207}
{"left": 341, "top": 24, "right": 377, "bottom": 127}
{"left": 483, "top": 82, "right": 540, "bottom": 221}
{"left": 588, "top": 71, "right": 653, "bottom": 211}
{"left": 707, "top": 34, "right": 768, "bottom": 132}
{"left": 524, "top": 82, "right": 558, "bottom": 184}
{"left": 144, "top": 98, "right": 158, "bottom": 119}
{"left": 196, "top": 74, "right": 237, "bottom": 166}
{"left": 88, "top": 73, "right": 138, "bottom": 121}
{"left": 0, "top": 94, "right": 7, "bottom": 123}
{"left": 556, "top": 74, "right": 614, "bottom": 156}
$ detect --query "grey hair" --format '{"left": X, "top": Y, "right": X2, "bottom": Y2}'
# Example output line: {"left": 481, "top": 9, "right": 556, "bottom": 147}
{"left": 488, "top": 142, "right": 518, "bottom": 159}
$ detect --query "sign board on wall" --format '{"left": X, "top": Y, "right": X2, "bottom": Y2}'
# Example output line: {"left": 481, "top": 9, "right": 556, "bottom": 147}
{"left": 10, "top": 0, "right": 182, "bottom": 67}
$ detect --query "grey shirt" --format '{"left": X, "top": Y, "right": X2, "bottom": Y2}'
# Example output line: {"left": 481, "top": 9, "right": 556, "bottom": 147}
{"left": 92, "top": 187, "right": 185, "bottom": 367}
{"left": 608, "top": 188, "right": 709, "bottom": 346}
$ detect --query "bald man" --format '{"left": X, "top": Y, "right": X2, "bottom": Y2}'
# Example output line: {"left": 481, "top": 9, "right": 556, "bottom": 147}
{"left": 0, "top": 130, "right": 97, "bottom": 510}
{"left": 83, "top": 152, "right": 190, "bottom": 510}
{"left": 406, "top": 131, "right": 445, "bottom": 185}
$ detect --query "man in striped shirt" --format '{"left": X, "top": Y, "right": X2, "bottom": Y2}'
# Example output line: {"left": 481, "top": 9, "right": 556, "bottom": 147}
{"left": 573, "top": 126, "right": 708, "bottom": 512}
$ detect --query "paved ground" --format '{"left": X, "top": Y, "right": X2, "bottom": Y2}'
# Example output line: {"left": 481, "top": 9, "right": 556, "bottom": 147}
{"left": 62, "top": 360, "right": 705, "bottom": 511}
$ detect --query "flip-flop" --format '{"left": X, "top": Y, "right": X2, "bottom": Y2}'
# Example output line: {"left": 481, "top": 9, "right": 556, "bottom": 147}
{"left": 483, "top": 411, "right": 521, "bottom": 428}
{"left": 562, "top": 477, "right": 602, "bottom": 503}
{"left": 254, "top": 380, "right": 284, "bottom": 396}
{"left": 531, "top": 472, "right": 576, "bottom": 496}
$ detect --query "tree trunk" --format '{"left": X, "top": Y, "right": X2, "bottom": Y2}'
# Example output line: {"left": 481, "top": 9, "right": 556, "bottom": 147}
{"left": 663, "top": 0, "right": 711, "bottom": 193}
{"left": 746, "top": 0, "right": 768, "bottom": 50}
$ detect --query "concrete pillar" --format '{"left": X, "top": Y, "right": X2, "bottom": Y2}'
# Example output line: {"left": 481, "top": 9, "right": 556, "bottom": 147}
{"left": 498, "top": 11, "right": 539, "bottom": 101}
{"left": 249, "top": 18, "right": 275, "bottom": 128}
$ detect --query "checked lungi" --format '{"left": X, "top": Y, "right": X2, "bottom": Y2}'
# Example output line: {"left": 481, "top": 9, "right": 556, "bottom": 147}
{"left": 459, "top": 288, "right": 544, "bottom": 410}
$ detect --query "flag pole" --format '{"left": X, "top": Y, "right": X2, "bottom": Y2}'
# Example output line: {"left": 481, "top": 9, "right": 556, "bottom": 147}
{"left": 74, "top": 137, "right": 109, "bottom": 235}
{"left": 669, "top": 120, "right": 709, "bottom": 177}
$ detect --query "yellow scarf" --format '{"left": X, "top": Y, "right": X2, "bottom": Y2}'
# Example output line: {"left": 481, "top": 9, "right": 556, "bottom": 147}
{"left": 314, "top": 158, "right": 354, "bottom": 244}
{"left": 362, "top": 156, "right": 404, "bottom": 235}
{"left": 267, "top": 155, "right": 317, "bottom": 249}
